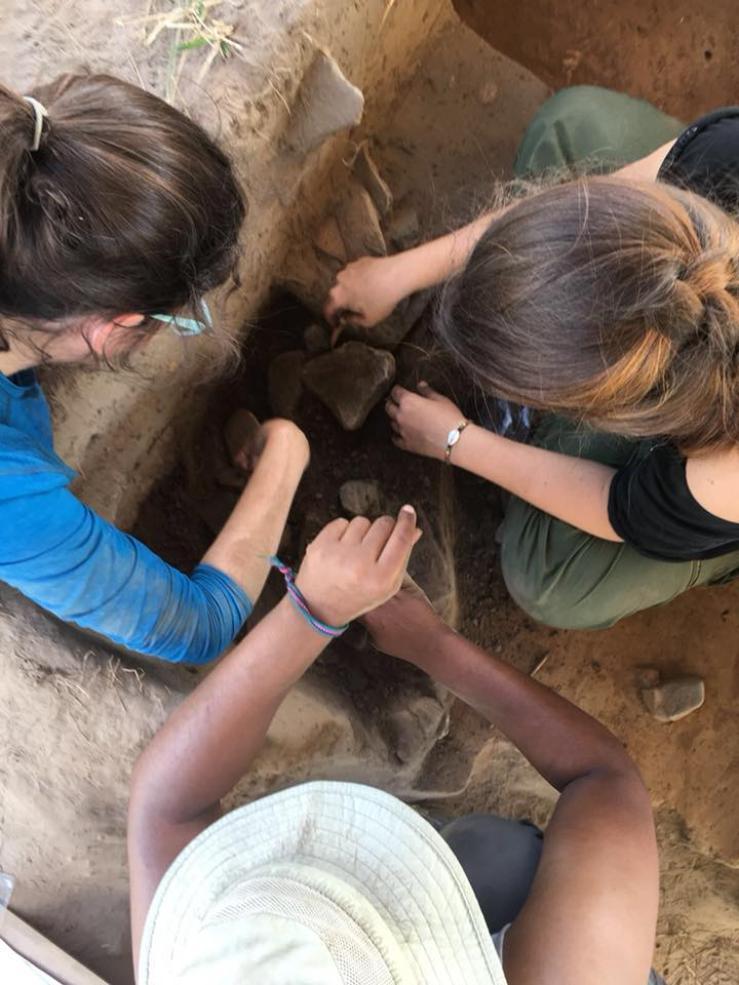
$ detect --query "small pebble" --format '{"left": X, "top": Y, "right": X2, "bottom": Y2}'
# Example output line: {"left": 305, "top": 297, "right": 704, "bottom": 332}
{"left": 641, "top": 675, "right": 705, "bottom": 723}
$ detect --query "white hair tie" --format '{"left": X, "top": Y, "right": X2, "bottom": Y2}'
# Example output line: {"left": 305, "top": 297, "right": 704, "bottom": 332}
{"left": 22, "top": 96, "right": 48, "bottom": 152}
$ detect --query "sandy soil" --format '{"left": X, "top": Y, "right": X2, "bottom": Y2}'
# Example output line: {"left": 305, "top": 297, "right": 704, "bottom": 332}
{"left": 0, "top": 2, "right": 737, "bottom": 983}
{"left": 137, "top": 293, "right": 739, "bottom": 984}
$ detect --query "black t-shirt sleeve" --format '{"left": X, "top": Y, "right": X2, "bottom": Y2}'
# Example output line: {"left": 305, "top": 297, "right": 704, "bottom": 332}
{"left": 658, "top": 107, "right": 739, "bottom": 211}
{"left": 608, "top": 444, "right": 739, "bottom": 561}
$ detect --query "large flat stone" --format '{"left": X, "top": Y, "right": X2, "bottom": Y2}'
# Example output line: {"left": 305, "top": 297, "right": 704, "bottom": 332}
{"left": 283, "top": 49, "right": 365, "bottom": 155}
{"left": 302, "top": 342, "right": 395, "bottom": 431}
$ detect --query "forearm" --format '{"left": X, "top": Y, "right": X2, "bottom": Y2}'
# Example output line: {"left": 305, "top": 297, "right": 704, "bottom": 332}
{"left": 131, "top": 598, "right": 325, "bottom": 825}
{"left": 409, "top": 627, "right": 634, "bottom": 790}
{"left": 129, "top": 597, "right": 325, "bottom": 962}
{"left": 454, "top": 425, "right": 621, "bottom": 541}
{"left": 391, "top": 210, "right": 499, "bottom": 295}
{"left": 202, "top": 423, "right": 308, "bottom": 601}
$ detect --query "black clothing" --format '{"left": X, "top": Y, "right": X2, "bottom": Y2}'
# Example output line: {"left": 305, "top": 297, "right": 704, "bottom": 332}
{"left": 609, "top": 443, "right": 739, "bottom": 561}
{"left": 608, "top": 109, "right": 739, "bottom": 561}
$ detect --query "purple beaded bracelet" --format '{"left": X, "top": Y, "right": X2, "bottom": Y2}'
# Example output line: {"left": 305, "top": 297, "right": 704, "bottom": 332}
{"left": 270, "top": 556, "right": 349, "bottom": 639}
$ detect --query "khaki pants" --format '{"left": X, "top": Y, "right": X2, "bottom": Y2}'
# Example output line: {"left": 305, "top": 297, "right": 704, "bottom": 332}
{"left": 500, "top": 87, "right": 739, "bottom": 629}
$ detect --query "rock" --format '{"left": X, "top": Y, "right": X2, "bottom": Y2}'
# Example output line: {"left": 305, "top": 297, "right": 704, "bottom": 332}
{"left": 268, "top": 350, "right": 307, "bottom": 419}
{"left": 407, "top": 503, "right": 459, "bottom": 629}
{"left": 387, "top": 201, "right": 421, "bottom": 251}
{"left": 278, "top": 243, "right": 339, "bottom": 317}
{"left": 340, "top": 289, "right": 429, "bottom": 350}
{"left": 313, "top": 215, "right": 347, "bottom": 263}
{"left": 339, "top": 479, "right": 384, "bottom": 517}
{"left": 303, "top": 322, "right": 331, "bottom": 354}
{"left": 335, "top": 178, "right": 387, "bottom": 259}
{"left": 302, "top": 342, "right": 395, "bottom": 431}
{"left": 283, "top": 49, "right": 364, "bottom": 155}
{"left": 223, "top": 409, "right": 262, "bottom": 468}
{"left": 641, "top": 675, "right": 705, "bottom": 723}
{"left": 352, "top": 140, "right": 393, "bottom": 217}
{"left": 387, "top": 696, "right": 450, "bottom": 765}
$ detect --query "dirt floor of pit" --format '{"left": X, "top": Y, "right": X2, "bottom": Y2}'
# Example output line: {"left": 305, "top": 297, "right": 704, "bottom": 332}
{"left": 1, "top": 1, "right": 737, "bottom": 981}
{"left": 134, "top": 295, "right": 739, "bottom": 984}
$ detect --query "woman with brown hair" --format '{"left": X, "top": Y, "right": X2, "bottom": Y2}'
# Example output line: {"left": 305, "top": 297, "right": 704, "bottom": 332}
{"left": 326, "top": 90, "right": 739, "bottom": 629}
{"left": 0, "top": 73, "right": 308, "bottom": 662}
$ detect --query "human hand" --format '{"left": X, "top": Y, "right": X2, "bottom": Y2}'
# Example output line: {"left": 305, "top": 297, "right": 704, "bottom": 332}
{"left": 361, "top": 576, "right": 449, "bottom": 664}
{"left": 324, "top": 255, "right": 410, "bottom": 337}
{"left": 294, "top": 506, "right": 422, "bottom": 627}
{"left": 386, "top": 383, "right": 466, "bottom": 461}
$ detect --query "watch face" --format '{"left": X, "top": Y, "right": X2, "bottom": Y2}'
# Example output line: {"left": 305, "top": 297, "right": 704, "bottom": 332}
{"left": 447, "top": 428, "right": 460, "bottom": 447}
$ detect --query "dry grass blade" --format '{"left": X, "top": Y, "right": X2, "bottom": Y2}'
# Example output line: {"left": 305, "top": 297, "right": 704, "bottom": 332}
{"left": 116, "top": 1, "right": 244, "bottom": 98}
{"left": 381, "top": 0, "right": 398, "bottom": 29}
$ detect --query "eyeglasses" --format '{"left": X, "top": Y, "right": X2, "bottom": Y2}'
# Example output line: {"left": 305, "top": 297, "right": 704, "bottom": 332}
{"left": 150, "top": 299, "right": 213, "bottom": 336}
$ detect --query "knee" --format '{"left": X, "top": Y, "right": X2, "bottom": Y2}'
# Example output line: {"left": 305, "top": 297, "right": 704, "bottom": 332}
{"left": 500, "top": 546, "right": 606, "bottom": 631}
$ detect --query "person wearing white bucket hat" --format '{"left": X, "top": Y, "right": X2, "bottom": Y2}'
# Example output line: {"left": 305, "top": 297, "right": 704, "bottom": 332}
{"left": 128, "top": 505, "right": 663, "bottom": 985}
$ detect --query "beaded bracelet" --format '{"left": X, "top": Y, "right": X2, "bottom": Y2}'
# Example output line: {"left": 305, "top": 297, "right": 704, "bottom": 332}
{"left": 270, "top": 556, "right": 350, "bottom": 639}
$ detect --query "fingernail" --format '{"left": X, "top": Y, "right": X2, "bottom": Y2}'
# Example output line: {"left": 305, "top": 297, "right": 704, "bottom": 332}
{"left": 401, "top": 504, "right": 416, "bottom": 515}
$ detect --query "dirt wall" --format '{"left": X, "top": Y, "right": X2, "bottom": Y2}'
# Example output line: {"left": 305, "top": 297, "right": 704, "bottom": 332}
{"left": 454, "top": 0, "right": 739, "bottom": 121}
{"left": 4, "top": 0, "right": 456, "bottom": 528}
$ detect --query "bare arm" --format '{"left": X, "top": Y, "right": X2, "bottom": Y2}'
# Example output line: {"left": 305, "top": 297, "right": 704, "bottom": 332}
{"left": 324, "top": 140, "right": 677, "bottom": 328}
{"left": 453, "top": 424, "right": 620, "bottom": 541}
{"left": 128, "top": 597, "right": 325, "bottom": 962}
{"left": 388, "top": 385, "right": 622, "bottom": 541}
{"left": 128, "top": 507, "right": 420, "bottom": 968}
{"left": 201, "top": 419, "right": 309, "bottom": 601}
{"left": 363, "top": 592, "right": 659, "bottom": 985}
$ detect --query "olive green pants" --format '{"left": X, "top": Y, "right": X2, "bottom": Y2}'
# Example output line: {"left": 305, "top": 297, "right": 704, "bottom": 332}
{"left": 500, "top": 87, "right": 739, "bottom": 630}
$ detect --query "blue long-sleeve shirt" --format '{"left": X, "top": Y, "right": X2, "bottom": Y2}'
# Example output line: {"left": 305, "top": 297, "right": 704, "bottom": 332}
{"left": 0, "top": 371, "right": 251, "bottom": 664}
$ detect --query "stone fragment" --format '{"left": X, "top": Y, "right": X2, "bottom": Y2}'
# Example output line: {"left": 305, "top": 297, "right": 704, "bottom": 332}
{"left": 278, "top": 243, "right": 339, "bottom": 317}
{"left": 339, "top": 479, "right": 384, "bottom": 517}
{"left": 268, "top": 350, "right": 307, "bottom": 419}
{"left": 283, "top": 49, "right": 364, "bottom": 155}
{"left": 407, "top": 506, "right": 458, "bottom": 629}
{"left": 303, "top": 322, "right": 331, "bottom": 354}
{"left": 641, "top": 675, "right": 705, "bottom": 723}
{"left": 335, "top": 178, "right": 387, "bottom": 259}
{"left": 387, "top": 696, "right": 450, "bottom": 764}
{"left": 352, "top": 140, "right": 393, "bottom": 217}
{"left": 302, "top": 342, "right": 395, "bottom": 431}
{"left": 341, "top": 289, "right": 429, "bottom": 350}
{"left": 387, "top": 201, "right": 421, "bottom": 251}
{"left": 313, "top": 215, "right": 347, "bottom": 263}
{"left": 224, "top": 409, "right": 261, "bottom": 467}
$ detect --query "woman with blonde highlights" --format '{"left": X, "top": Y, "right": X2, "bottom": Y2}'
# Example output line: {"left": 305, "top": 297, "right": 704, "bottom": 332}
{"left": 327, "top": 89, "right": 739, "bottom": 629}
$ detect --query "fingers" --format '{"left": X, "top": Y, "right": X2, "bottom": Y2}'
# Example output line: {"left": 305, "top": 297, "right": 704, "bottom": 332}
{"left": 378, "top": 505, "right": 419, "bottom": 572}
{"left": 341, "top": 516, "right": 372, "bottom": 544}
{"left": 316, "top": 517, "right": 350, "bottom": 543}
{"left": 323, "top": 286, "right": 345, "bottom": 327}
{"left": 362, "top": 514, "right": 395, "bottom": 558}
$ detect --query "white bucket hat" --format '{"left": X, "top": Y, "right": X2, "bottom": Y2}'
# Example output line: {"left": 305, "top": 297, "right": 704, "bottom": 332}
{"left": 139, "top": 781, "right": 508, "bottom": 985}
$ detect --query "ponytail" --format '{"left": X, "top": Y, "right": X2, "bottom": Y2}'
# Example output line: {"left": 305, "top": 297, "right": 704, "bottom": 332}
{"left": 435, "top": 176, "right": 739, "bottom": 453}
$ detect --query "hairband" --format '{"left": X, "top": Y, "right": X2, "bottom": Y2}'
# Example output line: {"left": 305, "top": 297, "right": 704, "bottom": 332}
{"left": 22, "top": 96, "right": 48, "bottom": 152}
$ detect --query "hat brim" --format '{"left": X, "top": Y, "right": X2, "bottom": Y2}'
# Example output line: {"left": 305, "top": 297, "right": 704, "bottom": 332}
{"left": 139, "top": 781, "right": 507, "bottom": 985}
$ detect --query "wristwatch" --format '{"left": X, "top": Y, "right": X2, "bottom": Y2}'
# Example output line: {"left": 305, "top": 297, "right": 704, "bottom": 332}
{"left": 444, "top": 419, "right": 470, "bottom": 463}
